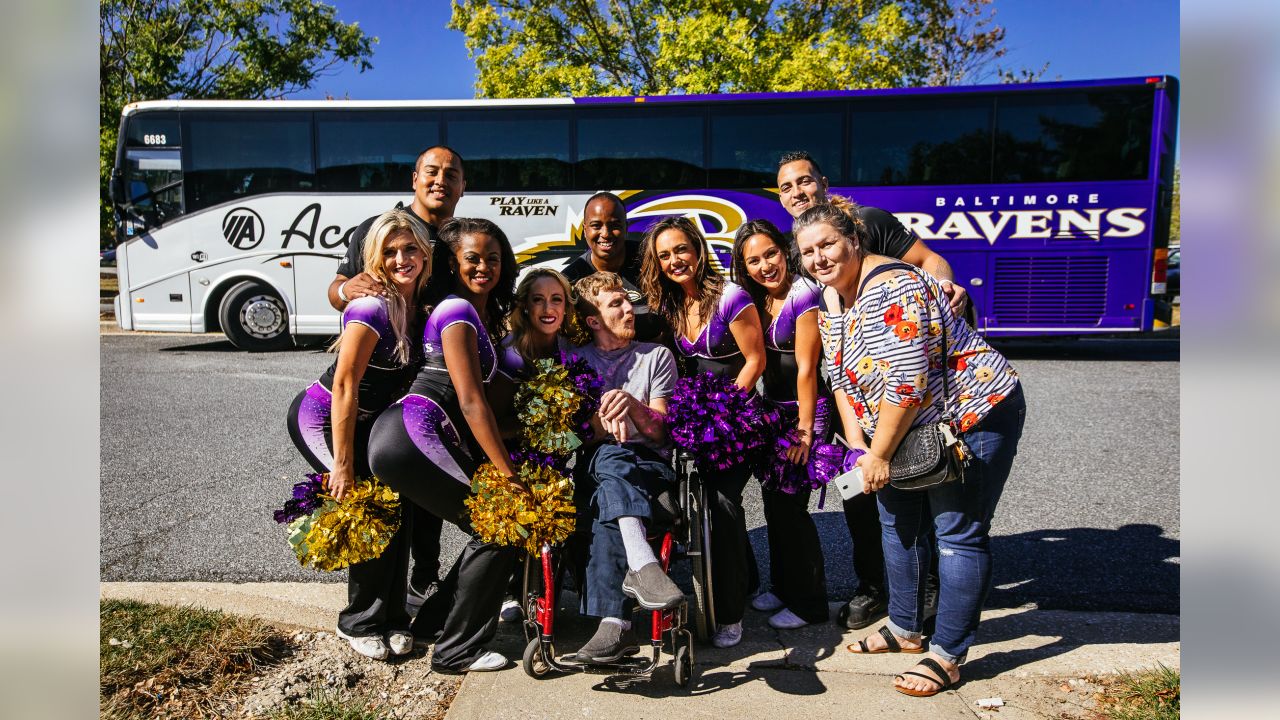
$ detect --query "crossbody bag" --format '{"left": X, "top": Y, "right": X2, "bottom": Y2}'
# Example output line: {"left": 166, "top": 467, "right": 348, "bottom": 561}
{"left": 829, "top": 262, "right": 969, "bottom": 491}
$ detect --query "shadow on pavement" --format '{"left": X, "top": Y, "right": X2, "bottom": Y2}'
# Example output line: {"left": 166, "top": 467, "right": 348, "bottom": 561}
{"left": 989, "top": 336, "right": 1180, "bottom": 362}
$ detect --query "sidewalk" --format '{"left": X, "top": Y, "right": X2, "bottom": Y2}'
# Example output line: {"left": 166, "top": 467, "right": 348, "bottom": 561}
{"left": 101, "top": 582, "right": 1179, "bottom": 719}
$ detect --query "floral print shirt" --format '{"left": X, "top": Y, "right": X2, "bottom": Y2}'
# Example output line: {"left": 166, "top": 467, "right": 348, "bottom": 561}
{"left": 818, "top": 264, "right": 1020, "bottom": 438}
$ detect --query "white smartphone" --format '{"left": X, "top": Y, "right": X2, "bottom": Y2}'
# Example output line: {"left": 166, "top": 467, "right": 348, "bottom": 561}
{"left": 830, "top": 436, "right": 866, "bottom": 500}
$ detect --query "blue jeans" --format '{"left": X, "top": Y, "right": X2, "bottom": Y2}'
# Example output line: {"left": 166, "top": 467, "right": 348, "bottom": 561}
{"left": 877, "top": 385, "right": 1026, "bottom": 664}
{"left": 575, "top": 443, "right": 675, "bottom": 618}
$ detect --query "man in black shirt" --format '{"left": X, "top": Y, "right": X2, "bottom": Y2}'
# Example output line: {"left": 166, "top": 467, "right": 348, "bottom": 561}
{"left": 327, "top": 146, "right": 465, "bottom": 311}
{"left": 561, "top": 192, "right": 666, "bottom": 344}
{"left": 776, "top": 151, "right": 968, "bottom": 315}
{"left": 325, "top": 145, "right": 466, "bottom": 609}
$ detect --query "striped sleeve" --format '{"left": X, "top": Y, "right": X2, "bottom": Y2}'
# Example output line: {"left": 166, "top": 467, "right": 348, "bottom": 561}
{"left": 861, "top": 275, "right": 931, "bottom": 409}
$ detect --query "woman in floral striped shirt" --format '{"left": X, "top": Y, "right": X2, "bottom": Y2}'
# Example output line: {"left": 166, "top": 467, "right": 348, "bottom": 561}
{"left": 794, "top": 202, "right": 1026, "bottom": 698}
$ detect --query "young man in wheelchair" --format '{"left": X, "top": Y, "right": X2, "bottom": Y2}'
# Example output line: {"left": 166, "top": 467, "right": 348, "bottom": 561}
{"left": 569, "top": 271, "right": 686, "bottom": 663}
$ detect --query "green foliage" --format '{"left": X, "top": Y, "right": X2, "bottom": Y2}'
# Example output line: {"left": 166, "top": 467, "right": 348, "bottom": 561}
{"left": 448, "top": 0, "right": 1046, "bottom": 99}
{"left": 99, "top": 0, "right": 376, "bottom": 249}
{"left": 100, "top": 598, "right": 287, "bottom": 718}
{"left": 1101, "top": 664, "right": 1180, "bottom": 720}
{"left": 1170, "top": 165, "right": 1180, "bottom": 243}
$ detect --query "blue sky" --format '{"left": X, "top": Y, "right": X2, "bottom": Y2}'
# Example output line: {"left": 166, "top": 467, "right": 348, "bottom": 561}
{"left": 293, "top": 0, "right": 1179, "bottom": 100}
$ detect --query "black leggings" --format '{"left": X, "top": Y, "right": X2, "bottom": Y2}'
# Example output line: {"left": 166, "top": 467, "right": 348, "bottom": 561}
{"left": 368, "top": 395, "right": 519, "bottom": 671}
{"left": 706, "top": 462, "right": 754, "bottom": 626}
{"left": 285, "top": 387, "right": 411, "bottom": 637}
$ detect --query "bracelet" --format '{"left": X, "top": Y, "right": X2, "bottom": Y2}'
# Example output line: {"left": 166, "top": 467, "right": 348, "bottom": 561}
{"left": 337, "top": 281, "right": 350, "bottom": 303}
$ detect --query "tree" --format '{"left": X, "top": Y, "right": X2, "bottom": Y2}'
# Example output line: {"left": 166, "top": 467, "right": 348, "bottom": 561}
{"left": 448, "top": 0, "right": 1046, "bottom": 99}
{"left": 99, "top": 0, "right": 375, "bottom": 249}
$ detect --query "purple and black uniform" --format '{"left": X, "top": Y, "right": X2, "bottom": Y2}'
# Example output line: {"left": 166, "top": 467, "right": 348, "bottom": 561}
{"left": 674, "top": 281, "right": 755, "bottom": 380}
{"left": 284, "top": 295, "right": 420, "bottom": 640}
{"left": 755, "top": 277, "right": 834, "bottom": 624}
{"left": 673, "top": 280, "right": 758, "bottom": 625}
{"left": 368, "top": 295, "right": 519, "bottom": 673}
{"left": 495, "top": 335, "right": 576, "bottom": 383}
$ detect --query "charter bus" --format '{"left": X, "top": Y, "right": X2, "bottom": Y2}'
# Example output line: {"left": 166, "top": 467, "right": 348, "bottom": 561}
{"left": 109, "top": 75, "right": 1178, "bottom": 350}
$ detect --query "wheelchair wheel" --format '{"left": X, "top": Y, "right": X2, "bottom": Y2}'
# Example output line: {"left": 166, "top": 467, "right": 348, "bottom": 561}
{"left": 673, "top": 643, "right": 693, "bottom": 687}
{"left": 686, "top": 474, "right": 715, "bottom": 641}
{"left": 522, "top": 637, "right": 555, "bottom": 679}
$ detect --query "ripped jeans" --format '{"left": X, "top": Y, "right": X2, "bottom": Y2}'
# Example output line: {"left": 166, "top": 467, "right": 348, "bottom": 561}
{"left": 876, "top": 386, "right": 1026, "bottom": 664}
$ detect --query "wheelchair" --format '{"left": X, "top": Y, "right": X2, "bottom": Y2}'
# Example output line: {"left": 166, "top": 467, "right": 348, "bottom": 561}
{"left": 519, "top": 448, "right": 715, "bottom": 687}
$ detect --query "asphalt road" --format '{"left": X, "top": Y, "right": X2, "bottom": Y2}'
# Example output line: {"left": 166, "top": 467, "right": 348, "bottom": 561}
{"left": 101, "top": 332, "right": 1179, "bottom": 613}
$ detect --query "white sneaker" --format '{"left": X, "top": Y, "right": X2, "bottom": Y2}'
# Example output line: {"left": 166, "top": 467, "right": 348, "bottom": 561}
{"left": 499, "top": 599, "right": 522, "bottom": 622}
{"left": 712, "top": 622, "right": 743, "bottom": 648}
{"left": 335, "top": 628, "right": 390, "bottom": 660}
{"left": 768, "top": 608, "right": 809, "bottom": 629}
{"left": 386, "top": 630, "right": 413, "bottom": 656}
{"left": 751, "top": 591, "right": 785, "bottom": 612}
{"left": 465, "top": 650, "right": 509, "bottom": 672}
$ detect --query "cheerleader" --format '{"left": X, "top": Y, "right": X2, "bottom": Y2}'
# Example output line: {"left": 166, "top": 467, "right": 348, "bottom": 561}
{"left": 638, "top": 216, "right": 766, "bottom": 648}
{"left": 730, "top": 219, "right": 832, "bottom": 630}
{"left": 285, "top": 209, "right": 428, "bottom": 660}
{"left": 368, "top": 217, "right": 522, "bottom": 674}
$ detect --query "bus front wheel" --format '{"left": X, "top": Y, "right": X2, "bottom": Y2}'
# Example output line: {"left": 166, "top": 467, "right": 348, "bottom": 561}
{"left": 218, "top": 281, "right": 292, "bottom": 351}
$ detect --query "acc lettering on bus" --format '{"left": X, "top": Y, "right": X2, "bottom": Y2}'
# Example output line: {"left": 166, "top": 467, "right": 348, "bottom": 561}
{"left": 280, "top": 203, "right": 357, "bottom": 249}
{"left": 897, "top": 208, "right": 1148, "bottom": 244}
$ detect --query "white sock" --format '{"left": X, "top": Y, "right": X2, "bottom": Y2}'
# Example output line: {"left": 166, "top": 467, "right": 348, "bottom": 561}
{"left": 618, "top": 516, "right": 657, "bottom": 571}
{"left": 601, "top": 616, "right": 632, "bottom": 631}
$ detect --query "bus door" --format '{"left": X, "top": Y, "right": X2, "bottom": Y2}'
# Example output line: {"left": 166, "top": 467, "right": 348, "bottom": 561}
{"left": 114, "top": 114, "right": 188, "bottom": 331}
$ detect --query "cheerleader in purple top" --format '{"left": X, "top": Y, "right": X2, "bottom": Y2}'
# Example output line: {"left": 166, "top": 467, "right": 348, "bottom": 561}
{"left": 731, "top": 219, "right": 833, "bottom": 630}
{"left": 368, "top": 217, "right": 524, "bottom": 674}
{"left": 638, "top": 216, "right": 767, "bottom": 649}
{"left": 285, "top": 210, "right": 429, "bottom": 661}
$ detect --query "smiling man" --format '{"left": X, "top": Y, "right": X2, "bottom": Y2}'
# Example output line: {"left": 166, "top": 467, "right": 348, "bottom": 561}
{"left": 561, "top": 192, "right": 665, "bottom": 343}
{"left": 776, "top": 151, "right": 967, "bottom": 315}
{"left": 328, "top": 146, "right": 466, "bottom": 311}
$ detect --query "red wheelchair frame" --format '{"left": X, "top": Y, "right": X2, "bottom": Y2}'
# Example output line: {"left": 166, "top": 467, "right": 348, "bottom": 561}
{"left": 519, "top": 450, "right": 712, "bottom": 687}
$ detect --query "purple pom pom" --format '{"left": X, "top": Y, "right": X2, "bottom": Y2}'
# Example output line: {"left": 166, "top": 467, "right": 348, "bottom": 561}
{"left": 561, "top": 351, "right": 604, "bottom": 439}
{"left": 273, "top": 473, "right": 326, "bottom": 523}
{"left": 668, "top": 372, "right": 782, "bottom": 472}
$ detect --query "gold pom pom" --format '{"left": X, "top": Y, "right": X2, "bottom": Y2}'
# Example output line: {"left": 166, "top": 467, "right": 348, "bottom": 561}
{"left": 515, "top": 359, "right": 585, "bottom": 454}
{"left": 465, "top": 460, "right": 576, "bottom": 555}
{"left": 288, "top": 477, "right": 401, "bottom": 572}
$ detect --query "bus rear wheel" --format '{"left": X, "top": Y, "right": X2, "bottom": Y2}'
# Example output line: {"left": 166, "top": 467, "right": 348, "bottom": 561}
{"left": 219, "top": 281, "right": 291, "bottom": 351}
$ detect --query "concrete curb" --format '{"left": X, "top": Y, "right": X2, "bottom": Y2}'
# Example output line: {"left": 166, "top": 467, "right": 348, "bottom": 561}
{"left": 100, "top": 582, "right": 1179, "bottom": 719}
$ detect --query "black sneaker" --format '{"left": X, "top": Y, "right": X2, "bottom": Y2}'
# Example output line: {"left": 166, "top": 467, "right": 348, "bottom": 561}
{"left": 573, "top": 622, "right": 641, "bottom": 663}
{"left": 837, "top": 589, "right": 888, "bottom": 630}
{"left": 621, "top": 562, "right": 684, "bottom": 610}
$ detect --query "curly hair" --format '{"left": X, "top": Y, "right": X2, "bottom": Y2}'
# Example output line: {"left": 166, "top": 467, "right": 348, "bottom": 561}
{"left": 424, "top": 217, "right": 517, "bottom": 339}
{"left": 638, "top": 216, "right": 724, "bottom": 340}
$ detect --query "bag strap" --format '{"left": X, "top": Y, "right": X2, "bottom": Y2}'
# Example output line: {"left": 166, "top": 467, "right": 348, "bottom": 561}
{"left": 842, "top": 262, "right": 956, "bottom": 425}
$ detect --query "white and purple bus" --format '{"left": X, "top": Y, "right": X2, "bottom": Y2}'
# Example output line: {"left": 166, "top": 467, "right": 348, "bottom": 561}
{"left": 109, "top": 75, "right": 1178, "bottom": 350}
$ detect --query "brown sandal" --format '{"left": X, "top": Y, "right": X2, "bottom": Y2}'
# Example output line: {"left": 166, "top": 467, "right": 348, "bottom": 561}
{"left": 846, "top": 625, "right": 925, "bottom": 654}
{"left": 894, "top": 657, "right": 956, "bottom": 697}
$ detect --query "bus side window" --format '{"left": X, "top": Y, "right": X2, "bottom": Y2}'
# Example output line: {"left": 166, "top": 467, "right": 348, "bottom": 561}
{"left": 993, "top": 89, "right": 1154, "bottom": 183}
{"left": 317, "top": 111, "right": 441, "bottom": 192}
{"left": 185, "top": 112, "right": 314, "bottom": 212}
{"left": 576, "top": 108, "right": 705, "bottom": 190}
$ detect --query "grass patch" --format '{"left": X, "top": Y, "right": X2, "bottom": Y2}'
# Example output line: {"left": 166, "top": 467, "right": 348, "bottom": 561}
{"left": 1096, "top": 664, "right": 1180, "bottom": 720}
{"left": 101, "top": 598, "right": 288, "bottom": 719}
{"left": 269, "top": 687, "right": 389, "bottom": 720}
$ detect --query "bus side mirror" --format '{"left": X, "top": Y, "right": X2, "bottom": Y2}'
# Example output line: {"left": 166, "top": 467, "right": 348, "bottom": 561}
{"left": 108, "top": 168, "right": 125, "bottom": 206}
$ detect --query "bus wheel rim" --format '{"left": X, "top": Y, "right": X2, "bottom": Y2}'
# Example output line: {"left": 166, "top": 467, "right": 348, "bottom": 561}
{"left": 241, "top": 295, "right": 284, "bottom": 338}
